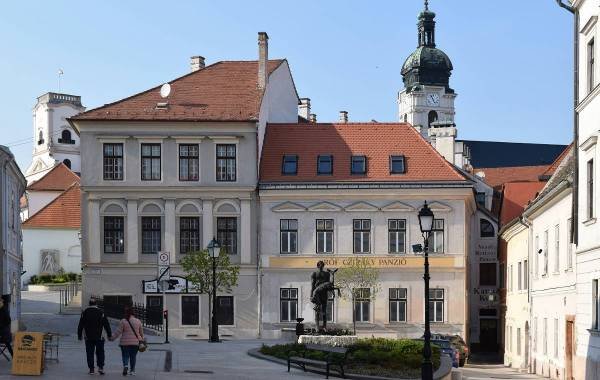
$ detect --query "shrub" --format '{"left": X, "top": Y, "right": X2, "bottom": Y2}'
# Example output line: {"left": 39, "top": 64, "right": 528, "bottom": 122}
{"left": 28, "top": 273, "right": 81, "bottom": 285}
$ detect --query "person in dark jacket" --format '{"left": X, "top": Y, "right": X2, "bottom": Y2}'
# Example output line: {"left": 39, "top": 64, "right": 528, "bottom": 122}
{"left": 0, "top": 298, "right": 12, "bottom": 357}
{"left": 78, "top": 299, "right": 111, "bottom": 375}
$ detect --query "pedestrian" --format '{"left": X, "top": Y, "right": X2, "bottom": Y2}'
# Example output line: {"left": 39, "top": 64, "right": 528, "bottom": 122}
{"left": 0, "top": 297, "right": 13, "bottom": 357}
{"left": 77, "top": 298, "right": 111, "bottom": 375}
{"left": 110, "top": 306, "right": 145, "bottom": 376}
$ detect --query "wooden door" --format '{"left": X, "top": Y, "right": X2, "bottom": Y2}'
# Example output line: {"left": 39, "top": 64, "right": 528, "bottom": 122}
{"left": 565, "top": 316, "right": 575, "bottom": 380}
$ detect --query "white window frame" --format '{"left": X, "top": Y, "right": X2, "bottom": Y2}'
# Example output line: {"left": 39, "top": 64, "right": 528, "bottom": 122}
{"left": 554, "top": 224, "right": 560, "bottom": 273}
{"left": 280, "top": 288, "right": 299, "bottom": 323}
{"left": 213, "top": 138, "right": 239, "bottom": 183}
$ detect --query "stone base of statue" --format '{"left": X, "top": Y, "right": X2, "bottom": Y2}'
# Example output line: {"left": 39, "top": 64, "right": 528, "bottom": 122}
{"left": 298, "top": 335, "right": 358, "bottom": 347}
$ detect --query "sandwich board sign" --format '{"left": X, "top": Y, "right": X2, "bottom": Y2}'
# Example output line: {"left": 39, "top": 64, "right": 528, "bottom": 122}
{"left": 157, "top": 251, "right": 170, "bottom": 282}
{"left": 12, "top": 332, "right": 44, "bottom": 375}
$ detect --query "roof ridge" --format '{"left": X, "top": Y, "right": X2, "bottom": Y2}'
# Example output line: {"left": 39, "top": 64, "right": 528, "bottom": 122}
{"left": 23, "top": 182, "right": 80, "bottom": 227}
{"left": 27, "top": 162, "right": 80, "bottom": 191}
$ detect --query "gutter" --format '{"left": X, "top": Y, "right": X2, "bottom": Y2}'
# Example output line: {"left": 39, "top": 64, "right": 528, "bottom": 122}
{"left": 556, "top": 0, "right": 579, "bottom": 245}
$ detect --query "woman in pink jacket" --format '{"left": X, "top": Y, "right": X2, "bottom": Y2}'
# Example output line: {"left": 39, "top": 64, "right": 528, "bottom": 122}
{"left": 110, "top": 307, "right": 144, "bottom": 376}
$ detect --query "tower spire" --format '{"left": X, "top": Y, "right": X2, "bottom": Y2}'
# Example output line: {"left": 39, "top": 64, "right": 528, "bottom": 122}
{"left": 425, "top": 0, "right": 429, "bottom": 10}
{"left": 418, "top": 1, "right": 436, "bottom": 47}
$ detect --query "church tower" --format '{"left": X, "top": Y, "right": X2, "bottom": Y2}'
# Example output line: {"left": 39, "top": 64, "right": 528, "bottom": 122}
{"left": 398, "top": 1, "right": 457, "bottom": 157}
{"left": 25, "top": 93, "right": 85, "bottom": 183}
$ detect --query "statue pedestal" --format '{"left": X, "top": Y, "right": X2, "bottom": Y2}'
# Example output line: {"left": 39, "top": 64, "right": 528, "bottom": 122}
{"left": 298, "top": 335, "right": 358, "bottom": 347}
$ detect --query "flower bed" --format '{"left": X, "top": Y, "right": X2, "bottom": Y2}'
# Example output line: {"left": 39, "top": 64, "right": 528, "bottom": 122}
{"left": 260, "top": 338, "right": 441, "bottom": 378}
{"left": 297, "top": 335, "right": 358, "bottom": 347}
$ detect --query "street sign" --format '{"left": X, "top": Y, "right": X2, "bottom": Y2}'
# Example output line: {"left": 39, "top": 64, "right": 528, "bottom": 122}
{"left": 157, "top": 251, "right": 170, "bottom": 281}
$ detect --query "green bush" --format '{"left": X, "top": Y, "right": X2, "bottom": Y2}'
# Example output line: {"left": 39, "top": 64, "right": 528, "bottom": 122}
{"left": 28, "top": 272, "right": 81, "bottom": 285}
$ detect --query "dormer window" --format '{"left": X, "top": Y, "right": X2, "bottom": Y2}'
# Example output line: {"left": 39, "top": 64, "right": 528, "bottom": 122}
{"left": 37, "top": 131, "right": 44, "bottom": 145}
{"left": 58, "top": 129, "right": 75, "bottom": 144}
{"left": 351, "top": 155, "right": 366, "bottom": 175}
{"left": 317, "top": 155, "right": 333, "bottom": 175}
{"left": 390, "top": 155, "right": 406, "bottom": 174}
{"left": 282, "top": 155, "right": 298, "bottom": 175}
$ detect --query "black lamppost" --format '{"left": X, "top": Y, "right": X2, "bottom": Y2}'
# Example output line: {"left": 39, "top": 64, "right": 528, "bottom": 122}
{"left": 207, "top": 237, "right": 221, "bottom": 343}
{"left": 418, "top": 201, "right": 435, "bottom": 380}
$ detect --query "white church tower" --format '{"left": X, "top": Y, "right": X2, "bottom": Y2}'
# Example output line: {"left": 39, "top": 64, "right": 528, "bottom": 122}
{"left": 25, "top": 93, "right": 85, "bottom": 183}
{"left": 398, "top": 1, "right": 469, "bottom": 169}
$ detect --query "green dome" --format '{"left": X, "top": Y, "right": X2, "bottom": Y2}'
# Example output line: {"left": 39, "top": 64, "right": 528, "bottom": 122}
{"left": 401, "top": 46, "right": 453, "bottom": 76}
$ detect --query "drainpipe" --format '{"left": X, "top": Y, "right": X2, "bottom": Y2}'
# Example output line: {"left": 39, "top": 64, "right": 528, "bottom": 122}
{"left": 519, "top": 215, "right": 533, "bottom": 374}
{"left": 256, "top": 192, "right": 262, "bottom": 338}
{"left": 556, "top": 0, "right": 579, "bottom": 246}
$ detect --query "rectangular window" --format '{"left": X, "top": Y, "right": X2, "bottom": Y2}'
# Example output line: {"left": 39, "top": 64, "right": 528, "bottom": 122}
{"left": 533, "top": 318, "right": 538, "bottom": 353}
{"left": 480, "top": 263, "right": 497, "bottom": 286}
{"left": 588, "top": 159, "right": 594, "bottom": 219}
{"left": 103, "top": 143, "right": 123, "bottom": 180}
{"left": 518, "top": 262, "right": 522, "bottom": 290}
{"left": 181, "top": 296, "right": 200, "bottom": 326}
{"left": 179, "top": 144, "right": 199, "bottom": 181}
{"left": 141, "top": 143, "right": 161, "bottom": 181}
{"left": 389, "top": 288, "right": 407, "bottom": 322}
{"left": 280, "top": 219, "right": 298, "bottom": 254}
{"left": 216, "top": 144, "right": 236, "bottom": 182}
{"left": 217, "top": 217, "right": 237, "bottom": 255}
{"left": 316, "top": 219, "right": 334, "bottom": 254}
{"left": 142, "top": 216, "right": 161, "bottom": 254}
{"left": 353, "top": 219, "right": 371, "bottom": 254}
{"left": 567, "top": 218, "right": 573, "bottom": 270}
{"left": 543, "top": 318, "right": 548, "bottom": 355}
{"left": 388, "top": 219, "right": 406, "bottom": 254}
{"left": 593, "top": 279, "right": 599, "bottom": 330}
{"left": 589, "top": 38, "right": 595, "bottom": 92}
{"left": 508, "top": 326, "right": 512, "bottom": 353}
{"left": 543, "top": 230, "right": 549, "bottom": 275}
{"left": 429, "top": 288, "right": 444, "bottom": 322}
{"left": 280, "top": 288, "right": 298, "bottom": 322}
{"left": 354, "top": 288, "right": 371, "bottom": 322}
{"left": 554, "top": 318, "right": 559, "bottom": 358}
{"left": 524, "top": 260, "right": 528, "bottom": 290}
{"left": 509, "top": 265, "right": 513, "bottom": 292}
{"left": 326, "top": 291, "right": 335, "bottom": 323}
{"left": 317, "top": 155, "right": 333, "bottom": 175}
{"left": 390, "top": 155, "right": 406, "bottom": 174}
{"left": 535, "top": 235, "right": 540, "bottom": 277}
{"left": 104, "top": 216, "right": 124, "bottom": 253}
{"left": 351, "top": 155, "right": 366, "bottom": 174}
{"left": 282, "top": 155, "right": 298, "bottom": 175}
{"left": 179, "top": 217, "right": 200, "bottom": 254}
{"left": 427, "top": 219, "right": 444, "bottom": 253}
{"left": 554, "top": 224, "right": 560, "bottom": 273}
{"left": 517, "top": 327, "right": 522, "bottom": 355}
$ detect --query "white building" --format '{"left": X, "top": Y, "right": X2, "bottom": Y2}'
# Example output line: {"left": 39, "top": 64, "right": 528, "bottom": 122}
{"left": 0, "top": 145, "right": 27, "bottom": 332}
{"left": 525, "top": 147, "right": 575, "bottom": 379}
{"left": 24, "top": 92, "right": 84, "bottom": 183}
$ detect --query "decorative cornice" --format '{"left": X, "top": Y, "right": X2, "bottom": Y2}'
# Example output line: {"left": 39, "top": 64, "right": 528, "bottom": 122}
{"left": 258, "top": 181, "right": 472, "bottom": 190}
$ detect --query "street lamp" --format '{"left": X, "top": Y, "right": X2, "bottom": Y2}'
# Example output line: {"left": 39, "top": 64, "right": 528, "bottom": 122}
{"left": 207, "top": 237, "right": 221, "bottom": 343}
{"left": 418, "top": 201, "right": 435, "bottom": 380}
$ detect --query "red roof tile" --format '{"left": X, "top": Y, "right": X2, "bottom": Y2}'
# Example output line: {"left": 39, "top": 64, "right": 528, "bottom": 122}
{"left": 260, "top": 123, "right": 466, "bottom": 183}
{"left": 499, "top": 181, "right": 546, "bottom": 226}
{"left": 71, "top": 60, "right": 285, "bottom": 122}
{"left": 474, "top": 165, "right": 549, "bottom": 189}
{"left": 541, "top": 143, "right": 572, "bottom": 178}
{"left": 22, "top": 183, "right": 80, "bottom": 229}
{"left": 26, "top": 163, "right": 80, "bottom": 191}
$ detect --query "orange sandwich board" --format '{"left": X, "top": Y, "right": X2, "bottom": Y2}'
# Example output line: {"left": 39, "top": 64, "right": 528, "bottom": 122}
{"left": 11, "top": 332, "right": 44, "bottom": 375}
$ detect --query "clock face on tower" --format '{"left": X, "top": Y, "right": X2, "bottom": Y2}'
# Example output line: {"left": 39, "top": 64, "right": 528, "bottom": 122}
{"left": 426, "top": 93, "right": 440, "bottom": 106}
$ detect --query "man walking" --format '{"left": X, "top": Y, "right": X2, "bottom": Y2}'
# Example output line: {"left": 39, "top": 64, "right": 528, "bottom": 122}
{"left": 78, "top": 299, "right": 111, "bottom": 375}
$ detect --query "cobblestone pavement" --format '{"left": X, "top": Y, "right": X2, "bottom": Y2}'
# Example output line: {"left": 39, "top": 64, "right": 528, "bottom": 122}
{"left": 0, "top": 291, "right": 320, "bottom": 379}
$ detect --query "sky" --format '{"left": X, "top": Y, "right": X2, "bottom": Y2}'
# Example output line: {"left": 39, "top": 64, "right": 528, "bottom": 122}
{"left": 0, "top": 0, "right": 574, "bottom": 170}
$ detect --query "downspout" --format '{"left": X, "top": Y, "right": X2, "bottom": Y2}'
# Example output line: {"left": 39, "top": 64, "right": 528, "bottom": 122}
{"left": 256, "top": 191, "right": 262, "bottom": 338}
{"left": 519, "top": 215, "right": 533, "bottom": 373}
{"left": 556, "top": 0, "right": 579, "bottom": 245}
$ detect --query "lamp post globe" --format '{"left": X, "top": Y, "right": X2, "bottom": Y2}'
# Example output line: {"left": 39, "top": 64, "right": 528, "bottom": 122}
{"left": 207, "top": 237, "right": 221, "bottom": 342}
{"left": 418, "top": 201, "right": 435, "bottom": 380}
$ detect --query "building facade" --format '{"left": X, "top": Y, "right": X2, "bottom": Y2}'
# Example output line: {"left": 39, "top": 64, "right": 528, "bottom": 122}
{"left": 25, "top": 93, "right": 84, "bottom": 183}
{"left": 0, "top": 145, "right": 27, "bottom": 332}
{"left": 258, "top": 122, "right": 475, "bottom": 340}
{"left": 71, "top": 33, "right": 299, "bottom": 338}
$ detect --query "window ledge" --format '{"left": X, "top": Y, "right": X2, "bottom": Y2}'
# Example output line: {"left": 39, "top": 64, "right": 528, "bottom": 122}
{"left": 565, "top": 268, "right": 574, "bottom": 273}
{"left": 584, "top": 218, "right": 597, "bottom": 226}
{"left": 588, "top": 329, "right": 600, "bottom": 337}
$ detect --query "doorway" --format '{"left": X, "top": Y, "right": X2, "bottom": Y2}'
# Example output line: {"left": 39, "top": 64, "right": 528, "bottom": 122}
{"left": 216, "top": 296, "right": 234, "bottom": 325}
{"left": 566, "top": 316, "right": 575, "bottom": 380}
{"left": 480, "top": 319, "right": 499, "bottom": 352}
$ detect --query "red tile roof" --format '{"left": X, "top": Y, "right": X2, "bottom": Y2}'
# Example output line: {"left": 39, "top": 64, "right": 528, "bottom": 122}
{"left": 22, "top": 183, "right": 81, "bottom": 229}
{"left": 541, "top": 143, "right": 572, "bottom": 178}
{"left": 499, "top": 181, "right": 546, "bottom": 226}
{"left": 26, "top": 163, "right": 80, "bottom": 191}
{"left": 474, "top": 165, "right": 549, "bottom": 189}
{"left": 71, "top": 60, "right": 286, "bottom": 122}
{"left": 260, "top": 123, "right": 467, "bottom": 183}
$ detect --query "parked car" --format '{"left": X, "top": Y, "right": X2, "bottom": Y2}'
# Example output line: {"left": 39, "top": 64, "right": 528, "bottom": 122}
{"left": 416, "top": 338, "right": 459, "bottom": 368}
{"left": 431, "top": 334, "right": 469, "bottom": 366}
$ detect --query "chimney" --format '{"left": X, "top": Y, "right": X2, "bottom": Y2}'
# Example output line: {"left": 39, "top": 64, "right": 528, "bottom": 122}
{"left": 190, "top": 56, "right": 205, "bottom": 72}
{"left": 258, "top": 32, "right": 269, "bottom": 89}
{"left": 299, "top": 98, "right": 311, "bottom": 120}
{"left": 427, "top": 121, "right": 457, "bottom": 164}
{"left": 339, "top": 111, "right": 348, "bottom": 123}
{"left": 309, "top": 114, "right": 317, "bottom": 123}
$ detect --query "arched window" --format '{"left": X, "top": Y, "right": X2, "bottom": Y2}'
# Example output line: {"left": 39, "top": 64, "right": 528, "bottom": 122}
{"left": 63, "top": 159, "right": 71, "bottom": 169}
{"left": 37, "top": 130, "right": 44, "bottom": 145}
{"left": 59, "top": 129, "right": 74, "bottom": 144}
{"left": 428, "top": 111, "right": 438, "bottom": 128}
{"left": 480, "top": 219, "right": 495, "bottom": 238}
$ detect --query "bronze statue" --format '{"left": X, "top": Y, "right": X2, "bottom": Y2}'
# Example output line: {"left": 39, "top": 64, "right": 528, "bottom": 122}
{"left": 310, "top": 261, "right": 338, "bottom": 331}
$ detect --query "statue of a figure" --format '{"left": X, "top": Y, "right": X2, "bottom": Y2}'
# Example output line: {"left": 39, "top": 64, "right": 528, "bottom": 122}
{"left": 310, "top": 261, "right": 338, "bottom": 331}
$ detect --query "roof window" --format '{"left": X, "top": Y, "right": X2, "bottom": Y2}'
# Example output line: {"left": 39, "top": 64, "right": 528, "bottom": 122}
{"left": 390, "top": 155, "right": 406, "bottom": 174}
{"left": 317, "top": 155, "right": 333, "bottom": 175}
{"left": 351, "top": 155, "right": 367, "bottom": 175}
{"left": 282, "top": 155, "right": 298, "bottom": 175}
